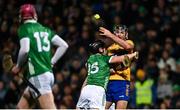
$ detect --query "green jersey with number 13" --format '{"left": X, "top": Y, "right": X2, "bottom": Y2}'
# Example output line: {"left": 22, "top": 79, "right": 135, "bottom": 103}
{"left": 18, "top": 22, "right": 55, "bottom": 78}
{"left": 87, "top": 54, "right": 112, "bottom": 89}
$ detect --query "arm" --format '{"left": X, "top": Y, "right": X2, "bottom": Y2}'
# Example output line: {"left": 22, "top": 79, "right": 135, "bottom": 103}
{"left": 99, "top": 27, "right": 134, "bottom": 50}
{"left": 109, "top": 52, "right": 138, "bottom": 64}
{"left": 12, "top": 38, "right": 30, "bottom": 74}
{"left": 51, "top": 35, "right": 69, "bottom": 65}
{"left": 16, "top": 38, "right": 30, "bottom": 68}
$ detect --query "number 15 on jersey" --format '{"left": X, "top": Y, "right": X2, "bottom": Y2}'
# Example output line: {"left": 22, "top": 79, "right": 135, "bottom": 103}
{"left": 88, "top": 62, "right": 99, "bottom": 74}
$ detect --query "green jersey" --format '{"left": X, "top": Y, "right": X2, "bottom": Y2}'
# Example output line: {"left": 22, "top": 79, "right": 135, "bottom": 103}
{"left": 18, "top": 22, "right": 55, "bottom": 78}
{"left": 87, "top": 54, "right": 112, "bottom": 89}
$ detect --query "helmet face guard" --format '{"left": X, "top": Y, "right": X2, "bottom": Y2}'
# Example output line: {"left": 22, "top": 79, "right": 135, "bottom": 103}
{"left": 113, "top": 25, "right": 128, "bottom": 39}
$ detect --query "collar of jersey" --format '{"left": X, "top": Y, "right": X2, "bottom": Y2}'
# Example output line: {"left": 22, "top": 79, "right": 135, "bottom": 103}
{"left": 95, "top": 53, "right": 101, "bottom": 55}
{"left": 24, "top": 19, "right": 37, "bottom": 24}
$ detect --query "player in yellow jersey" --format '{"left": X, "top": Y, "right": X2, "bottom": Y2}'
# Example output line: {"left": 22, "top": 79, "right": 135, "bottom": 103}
{"left": 99, "top": 25, "right": 136, "bottom": 109}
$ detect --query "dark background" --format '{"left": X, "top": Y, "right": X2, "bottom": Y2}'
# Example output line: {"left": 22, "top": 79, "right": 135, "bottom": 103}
{"left": 0, "top": 0, "right": 179, "bottom": 109}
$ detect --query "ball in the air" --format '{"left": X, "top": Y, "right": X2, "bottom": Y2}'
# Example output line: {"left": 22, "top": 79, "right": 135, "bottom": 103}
{"left": 94, "top": 14, "right": 100, "bottom": 19}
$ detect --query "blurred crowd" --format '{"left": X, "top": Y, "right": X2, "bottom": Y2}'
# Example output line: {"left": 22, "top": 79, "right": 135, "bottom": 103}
{"left": 0, "top": 0, "right": 179, "bottom": 109}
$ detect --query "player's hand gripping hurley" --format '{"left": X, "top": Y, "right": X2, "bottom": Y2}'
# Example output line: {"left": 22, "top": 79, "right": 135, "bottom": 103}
{"left": 2, "top": 54, "right": 41, "bottom": 98}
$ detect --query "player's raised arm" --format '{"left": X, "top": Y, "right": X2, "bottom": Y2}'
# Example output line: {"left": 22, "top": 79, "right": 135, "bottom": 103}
{"left": 51, "top": 34, "right": 69, "bottom": 66}
{"left": 99, "top": 27, "right": 134, "bottom": 50}
{"left": 109, "top": 52, "right": 138, "bottom": 64}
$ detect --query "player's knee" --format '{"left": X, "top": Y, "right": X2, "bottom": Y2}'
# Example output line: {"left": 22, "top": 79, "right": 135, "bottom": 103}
{"left": 116, "top": 101, "right": 128, "bottom": 109}
{"left": 16, "top": 105, "right": 21, "bottom": 109}
{"left": 16, "top": 103, "right": 28, "bottom": 109}
{"left": 105, "top": 102, "right": 113, "bottom": 109}
{"left": 38, "top": 93, "right": 56, "bottom": 109}
{"left": 16, "top": 96, "right": 30, "bottom": 109}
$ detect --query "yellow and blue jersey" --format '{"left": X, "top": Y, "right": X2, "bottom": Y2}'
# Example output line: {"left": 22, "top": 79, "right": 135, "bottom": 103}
{"left": 107, "top": 40, "right": 134, "bottom": 81}
{"left": 106, "top": 40, "right": 134, "bottom": 102}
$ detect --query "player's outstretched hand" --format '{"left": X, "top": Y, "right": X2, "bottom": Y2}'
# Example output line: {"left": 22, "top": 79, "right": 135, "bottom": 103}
{"left": 99, "top": 27, "right": 113, "bottom": 37}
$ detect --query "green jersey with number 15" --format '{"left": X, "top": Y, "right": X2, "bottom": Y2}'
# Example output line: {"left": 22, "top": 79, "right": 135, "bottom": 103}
{"left": 18, "top": 22, "right": 55, "bottom": 79}
{"left": 87, "top": 54, "right": 112, "bottom": 89}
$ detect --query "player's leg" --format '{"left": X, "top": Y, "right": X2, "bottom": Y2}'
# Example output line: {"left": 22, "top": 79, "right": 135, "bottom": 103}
{"left": 17, "top": 88, "right": 30, "bottom": 109}
{"left": 113, "top": 80, "right": 130, "bottom": 109}
{"left": 77, "top": 85, "right": 105, "bottom": 109}
{"left": 38, "top": 72, "right": 56, "bottom": 109}
{"left": 105, "top": 80, "right": 114, "bottom": 109}
{"left": 38, "top": 92, "right": 56, "bottom": 109}
{"left": 109, "top": 103, "right": 115, "bottom": 110}
{"left": 29, "top": 72, "right": 56, "bottom": 109}
{"left": 88, "top": 85, "right": 106, "bottom": 109}
{"left": 105, "top": 101, "right": 113, "bottom": 109}
{"left": 76, "top": 85, "right": 90, "bottom": 109}
{"left": 116, "top": 100, "right": 128, "bottom": 109}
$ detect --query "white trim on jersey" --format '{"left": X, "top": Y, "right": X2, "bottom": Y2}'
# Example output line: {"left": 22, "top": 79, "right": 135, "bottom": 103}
{"left": 108, "top": 56, "right": 114, "bottom": 63}
{"left": 24, "top": 19, "right": 37, "bottom": 24}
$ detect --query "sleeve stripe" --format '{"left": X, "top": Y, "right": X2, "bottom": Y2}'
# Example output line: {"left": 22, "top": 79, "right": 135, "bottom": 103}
{"left": 108, "top": 56, "right": 114, "bottom": 63}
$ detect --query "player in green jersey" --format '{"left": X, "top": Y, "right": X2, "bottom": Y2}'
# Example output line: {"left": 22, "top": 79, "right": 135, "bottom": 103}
{"left": 76, "top": 40, "right": 138, "bottom": 109}
{"left": 11, "top": 4, "right": 68, "bottom": 109}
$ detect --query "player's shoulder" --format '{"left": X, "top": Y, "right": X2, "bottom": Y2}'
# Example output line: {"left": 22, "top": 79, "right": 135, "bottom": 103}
{"left": 89, "top": 54, "right": 106, "bottom": 59}
{"left": 126, "top": 40, "right": 134, "bottom": 46}
{"left": 88, "top": 54, "right": 110, "bottom": 64}
{"left": 107, "top": 43, "right": 120, "bottom": 51}
{"left": 42, "top": 25, "right": 50, "bottom": 30}
{"left": 39, "top": 23, "right": 52, "bottom": 31}
{"left": 18, "top": 23, "right": 29, "bottom": 34}
{"left": 42, "top": 25, "right": 55, "bottom": 35}
{"left": 18, "top": 22, "right": 37, "bottom": 31}
{"left": 90, "top": 54, "right": 101, "bottom": 58}
{"left": 18, "top": 23, "right": 26, "bottom": 30}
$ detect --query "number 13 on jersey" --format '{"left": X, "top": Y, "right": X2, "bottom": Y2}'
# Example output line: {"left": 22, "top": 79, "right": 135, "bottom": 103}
{"left": 34, "top": 32, "right": 50, "bottom": 52}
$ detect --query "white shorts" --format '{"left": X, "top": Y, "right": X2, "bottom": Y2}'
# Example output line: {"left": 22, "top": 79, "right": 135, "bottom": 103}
{"left": 76, "top": 85, "right": 106, "bottom": 109}
{"left": 25, "top": 71, "right": 54, "bottom": 98}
